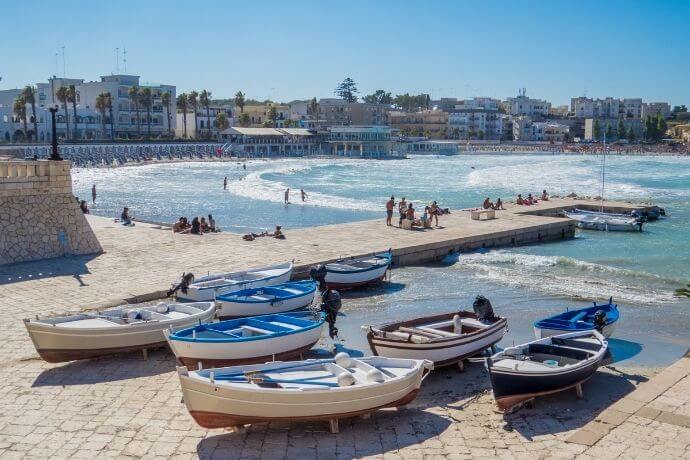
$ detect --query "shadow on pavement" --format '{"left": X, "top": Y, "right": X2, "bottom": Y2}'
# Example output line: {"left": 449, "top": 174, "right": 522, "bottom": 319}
{"left": 0, "top": 254, "right": 98, "bottom": 286}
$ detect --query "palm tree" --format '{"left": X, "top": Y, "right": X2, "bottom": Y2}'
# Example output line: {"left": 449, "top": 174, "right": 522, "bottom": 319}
{"left": 67, "top": 85, "right": 78, "bottom": 140}
{"left": 55, "top": 86, "right": 70, "bottom": 140}
{"left": 161, "top": 91, "right": 172, "bottom": 136}
{"left": 139, "top": 87, "right": 153, "bottom": 139}
{"left": 200, "top": 90, "right": 211, "bottom": 138}
{"left": 128, "top": 85, "right": 141, "bottom": 138}
{"left": 95, "top": 92, "right": 110, "bottom": 139}
{"left": 215, "top": 112, "right": 229, "bottom": 137}
{"left": 22, "top": 86, "right": 38, "bottom": 141}
{"left": 308, "top": 97, "right": 318, "bottom": 120}
{"left": 105, "top": 92, "right": 114, "bottom": 140}
{"left": 176, "top": 93, "right": 189, "bottom": 138}
{"left": 13, "top": 96, "right": 28, "bottom": 142}
{"left": 188, "top": 91, "right": 199, "bottom": 138}
{"left": 234, "top": 91, "right": 245, "bottom": 114}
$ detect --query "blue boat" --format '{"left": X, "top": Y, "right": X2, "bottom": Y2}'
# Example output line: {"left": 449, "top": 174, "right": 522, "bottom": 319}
{"left": 533, "top": 298, "right": 619, "bottom": 339}
{"left": 165, "top": 311, "right": 325, "bottom": 367}
{"left": 215, "top": 280, "right": 318, "bottom": 319}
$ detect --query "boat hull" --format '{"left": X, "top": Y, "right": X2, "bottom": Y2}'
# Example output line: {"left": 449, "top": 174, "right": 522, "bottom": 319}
{"left": 216, "top": 289, "right": 316, "bottom": 319}
{"left": 179, "top": 363, "right": 427, "bottom": 428}
{"left": 534, "top": 323, "right": 616, "bottom": 339}
{"left": 178, "top": 265, "right": 293, "bottom": 302}
{"left": 167, "top": 324, "right": 323, "bottom": 368}
{"left": 368, "top": 318, "right": 507, "bottom": 367}
{"left": 324, "top": 265, "right": 388, "bottom": 289}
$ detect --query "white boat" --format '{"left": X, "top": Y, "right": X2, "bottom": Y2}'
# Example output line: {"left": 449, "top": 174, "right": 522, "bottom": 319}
{"left": 24, "top": 302, "right": 216, "bottom": 363}
{"left": 177, "top": 353, "right": 433, "bottom": 433}
{"left": 313, "top": 251, "right": 391, "bottom": 289}
{"left": 365, "top": 310, "right": 507, "bottom": 369}
{"left": 174, "top": 262, "right": 293, "bottom": 301}
{"left": 165, "top": 311, "right": 324, "bottom": 367}
{"left": 564, "top": 210, "right": 643, "bottom": 232}
{"left": 215, "top": 281, "right": 317, "bottom": 319}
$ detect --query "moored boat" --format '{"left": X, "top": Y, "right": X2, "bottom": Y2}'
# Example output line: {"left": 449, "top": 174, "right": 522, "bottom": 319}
{"left": 177, "top": 353, "right": 433, "bottom": 433}
{"left": 24, "top": 302, "right": 216, "bottom": 363}
{"left": 486, "top": 330, "right": 608, "bottom": 411}
{"left": 215, "top": 280, "right": 317, "bottom": 319}
{"left": 172, "top": 262, "right": 293, "bottom": 302}
{"left": 364, "top": 296, "right": 507, "bottom": 368}
{"left": 165, "top": 311, "right": 324, "bottom": 368}
{"left": 533, "top": 298, "right": 619, "bottom": 338}
{"left": 311, "top": 251, "right": 392, "bottom": 289}
{"left": 564, "top": 209, "right": 643, "bottom": 232}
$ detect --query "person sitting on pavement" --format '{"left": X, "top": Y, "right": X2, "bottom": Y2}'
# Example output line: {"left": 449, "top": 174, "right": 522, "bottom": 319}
{"left": 492, "top": 198, "right": 505, "bottom": 210}
{"left": 541, "top": 189, "right": 549, "bottom": 201}
{"left": 483, "top": 197, "right": 493, "bottom": 209}
{"left": 120, "top": 207, "right": 134, "bottom": 226}
{"left": 516, "top": 194, "right": 524, "bottom": 205}
{"left": 190, "top": 217, "right": 203, "bottom": 235}
{"left": 80, "top": 200, "right": 90, "bottom": 214}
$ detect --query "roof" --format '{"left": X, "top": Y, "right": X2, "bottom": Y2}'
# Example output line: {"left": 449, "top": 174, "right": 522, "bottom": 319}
{"left": 222, "top": 127, "right": 284, "bottom": 136}
{"left": 280, "top": 128, "right": 313, "bottom": 136}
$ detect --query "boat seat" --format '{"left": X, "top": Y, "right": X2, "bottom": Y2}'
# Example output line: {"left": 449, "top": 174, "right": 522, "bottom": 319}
{"left": 240, "top": 325, "right": 273, "bottom": 336}
{"left": 398, "top": 326, "right": 445, "bottom": 339}
{"left": 423, "top": 319, "right": 454, "bottom": 329}
{"left": 460, "top": 318, "right": 490, "bottom": 329}
{"left": 568, "top": 312, "right": 588, "bottom": 323}
{"left": 551, "top": 337, "right": 602, "bottom": 351}
{"left": 417, "top": 326, "right": 457, "bottom": 337}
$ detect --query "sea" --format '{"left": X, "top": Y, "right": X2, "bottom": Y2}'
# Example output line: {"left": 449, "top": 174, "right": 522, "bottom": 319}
{"left": 72, "top": 154, "right": 690, "bottom": 367}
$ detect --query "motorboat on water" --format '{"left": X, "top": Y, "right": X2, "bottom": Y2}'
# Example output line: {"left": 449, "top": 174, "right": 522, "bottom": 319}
{"left": 486, "top": 330, "right": 608, "bottom": 412}
{"left": 564, "top": 209, "right": 643, "bottom": 231}
{"left": 24, "top": 302, "right": 216, "bottom": 363}
{"left": 177, "top": 352, "right": 433, "bottom": 433}
{"left": 215, "top": 280, "right": 317, "bottom": 319}
{"left": 165, "top": 311, "right": 324, "bottom": 368}
{"left": 533, "top": 298, "right": 619, "bottom": 339}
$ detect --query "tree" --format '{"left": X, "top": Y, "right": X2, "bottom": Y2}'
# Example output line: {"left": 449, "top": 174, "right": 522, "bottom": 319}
{"left": 55, "top": 86, "right": 70, "bottom": 140}
{"left": 128, "top": 85, "right": 141, "bottom": 137}
{"left": 605, "top": 124, "right": 613, "bottom": 142}
{"left": 67, "top": 85, "right": 78, "bottom": 140}
{"left": 188, "top": 91, "right": 199, "bottom": 138}
{"left": 215, "top": 112, "right": 229, "bottom": 135}
{"left": 176, "top": 93, "right": 188, "bottom": 138}
{"left": 617, "top": 118, "right": 626, "bottom": 141}
{"left": 283, "top": 119, "right": 296, "bottom": 128}
{"left": 644, "top": 115, "right": 657, "bottom": 141}
{"left": 656, "top": 113, "right": 667, "bottom": 141}
{"left": 13, "top": 96, "right": 28, "bottom": 142}
{"left": 267, "top": 105, "right": 278, "bottom": 127}
{"left": 593, "top": 118, "right": 601, "bottom": 141}
{"left": 200, "top": 90, "right": 212, "bottom": 138}
{"left": 95, "top": 92, "right": 110, "bottom": 139}
{"left": 672, "top": 105, "right": 688, "bottom": 115}
{"left": 161, "top": 91, "right": 172, "bottom": 136}
{"left": 308, "top": 97, "right": 318, "bottom": 118}
{"left": 139, "top": 87, "right": 153, "bottom": 139}
{"left": 627, "top": 125, "right": 636, "bottom": 143}
{"left": 106, "top": 92, "right": 114, "bottom": 140}
{"left": 363, "top": 90, "right": 392, "bottom": 105}
{"left": 393, "top": 93, "right": 430, "bottom": 111}
{"left": 234, "top": 91, "right": 245, "bottom": 114}
{"left": 335, "top": 77, "right": 358, "bottom": 103}
{"left": 239, "top": 112, "right": 251, "bottom": 127}
{"left": 22, "top": 86, "right": 38, "bottom": 141}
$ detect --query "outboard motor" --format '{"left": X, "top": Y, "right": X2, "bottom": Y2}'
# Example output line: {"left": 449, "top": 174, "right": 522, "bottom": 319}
{"left": 167, "top": 272, "right": 195, "bottom": 297}
{"left": 320, "top": 288, "right": 342, "bottom": 338}
{"left": 473, "top": 295, "right": 498, "bottom": 323}
{"left": 593, "top": 310, "right": 607, "bottom": 332}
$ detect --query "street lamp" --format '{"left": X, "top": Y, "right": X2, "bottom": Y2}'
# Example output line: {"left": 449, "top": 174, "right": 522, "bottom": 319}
{"left": 48, "top": 105, "right": 62, "bottom": 160}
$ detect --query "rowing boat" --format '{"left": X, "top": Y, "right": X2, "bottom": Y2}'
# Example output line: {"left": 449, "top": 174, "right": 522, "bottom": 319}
{"left": 314, "top": 251, "right": 391, "bottom": 289}
{"left": 215, "top": 281, "right": 317, "bottom": 319}
{"left": 533, "top": 298, "right": 619, "bottom": 338}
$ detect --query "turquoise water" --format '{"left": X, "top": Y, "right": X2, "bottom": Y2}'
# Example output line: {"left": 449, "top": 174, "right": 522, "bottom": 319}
{"left": 73, "top": 154, "right": 690, "bottom": 365}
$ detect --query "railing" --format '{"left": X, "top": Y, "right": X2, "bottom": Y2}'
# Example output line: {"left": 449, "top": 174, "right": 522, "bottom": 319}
{"left": 0, "top": 160, "right": 51, "bottom": 179}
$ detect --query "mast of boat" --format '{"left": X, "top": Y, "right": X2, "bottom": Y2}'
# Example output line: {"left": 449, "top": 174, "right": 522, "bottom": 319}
{"left": 600, "top": 132, "right": 607, "bottom": 212}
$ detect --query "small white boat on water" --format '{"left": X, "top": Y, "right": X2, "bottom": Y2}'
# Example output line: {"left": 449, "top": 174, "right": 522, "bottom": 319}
{"left": 24, "top": 302, "right": 216, "bottom": 363}
{"left": 177, "top": 353, "right": 433, "bottom": 433}
{"left": 312, "top": 251, "right": 392, "bottom": 289}
{"left": 215, "top": 281, "right": 317, "bottom": 319}
{"left": 173, "top": 262, "right": 293, "bottom": 302}
{"left": 166, "top": 311, "right": 325, "bottom": 367}
{"left": 564, "top": 210, "right": 643, "bottom": 232}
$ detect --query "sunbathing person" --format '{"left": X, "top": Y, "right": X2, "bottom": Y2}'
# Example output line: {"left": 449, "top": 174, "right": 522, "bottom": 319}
{"left": 516, "top": 194, "right": 524, "bottom": 205}
{"left": 541, "top": 189, "right": 549, "bottom": 201}
{"left": 483, "top": 197, "right": 493, "bottom": 209}
{"left": 172, "top": 217, "right": 186, "bottom": 232}
{"left": 190, "top": 217, "right": 203, "bottom": 235}
{"left": 200, "top": 217, "right": 210, "bottom": 233}
{"left": 527, "top": 193, "right": 535, "bottom": 205}
{"left": 406, "top": 203, "right": 415, "bottom": 222}
{"left": 208, "top": 214, "right": 218, "bottom": 232}
{"left": 492, "top": 198, "right": 505, "bottom": 210}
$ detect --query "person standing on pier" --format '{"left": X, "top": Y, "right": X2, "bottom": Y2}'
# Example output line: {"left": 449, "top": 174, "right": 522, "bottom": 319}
{"left": 284, "top": 188, "right": 290, "bottom": 204}
{"left": 386, "top": 196, "right": 395, "bottom": 226}
{"left": 223, "top": 176, "right": 228, "bottom": 190}
{"left": 91, "top": 184, "right": 97, "bottom": 204}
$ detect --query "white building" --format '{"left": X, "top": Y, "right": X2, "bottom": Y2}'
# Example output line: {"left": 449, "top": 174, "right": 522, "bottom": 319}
{"left": 505, "top": 90, "right": 551, "bottom": 118}
{"left": 513, "top": 116, "right": 569, "bottom": 142}
{"left": 175, "top": 106, "right": 233, "bottom": 139}
{"left": 444, "top": 98, "right": 506, "bottom": 140}
{"left": 642, "top": 102, "right": 671, "bottom": 119}
{"left": 622, "top": 98, "right": 643, "bottom": 119}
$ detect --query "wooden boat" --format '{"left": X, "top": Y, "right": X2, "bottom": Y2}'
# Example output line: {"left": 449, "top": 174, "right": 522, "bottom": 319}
{"left": 564, "top": 210, "right": 643, "bottom": 232}
{"left": 165, "top": 311, "right": 324, "bottom": 367}
{"left": 215, "top": 281, "right": 317, "bottom": 319}
{"left": 364, "top": 311, "right": 507, "bottom": 369}
{"left": 486, "top": 330, "right": 608, "bottom": 411}
{"left": 533, "top": 298, "right": 619, "bottom": 339}
{"left": 174, "top": 262, "right": 293, "bottom": 301}
{"left": 314, "top": 251, "right": 391, "bottom": 289}
{"left": 177, "top": 353, "right": 433, "bottom": 433}
{"left": 24, "top": 302, "right": 216, "bottom": 363}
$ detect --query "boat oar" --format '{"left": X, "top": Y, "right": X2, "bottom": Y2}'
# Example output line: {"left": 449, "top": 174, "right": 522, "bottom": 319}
{"left": 217, "top": 374, "right": 339, "bottom": 387}
{"left": 210, "top": 354, "right": 352, "bottom": 379}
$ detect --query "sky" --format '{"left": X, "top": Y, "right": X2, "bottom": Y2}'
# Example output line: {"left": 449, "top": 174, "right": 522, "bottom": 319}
{"left": 1, "top": 0, "right": 688, "bottom": 106}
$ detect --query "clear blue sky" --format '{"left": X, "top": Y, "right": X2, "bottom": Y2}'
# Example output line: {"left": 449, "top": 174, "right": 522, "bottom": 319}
{"left": 1, "top": 0, "right": 688, "bottom": 106}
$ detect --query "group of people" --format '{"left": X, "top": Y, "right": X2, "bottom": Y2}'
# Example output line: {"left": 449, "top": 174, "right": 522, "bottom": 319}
{"left": 243, "top": 225, "right": 285, "bottom": 241}
{"left": 386, "top": 196, "right": 449, "bottom": 229}
{"left": 516, "top": 190, "right": 549, "bottom": 206}
{"left": 284, "top": 188, "right": 308, "bottom": 204}
{"left": 482, "top": 197, "right": 505, "bottom": 210}
{"left": 173, "top": 214, "right": 219, "bottom": 235}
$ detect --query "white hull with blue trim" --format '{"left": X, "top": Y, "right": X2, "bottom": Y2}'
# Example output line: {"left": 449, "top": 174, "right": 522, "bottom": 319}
{"left": 323, "top": 252, "right": 392, "bottom": 289}
{"left": 215, "top": 281, "right": 317, "bottom": 319}
{"left": 176, "top": 262, "right": 293, "bottom": 302}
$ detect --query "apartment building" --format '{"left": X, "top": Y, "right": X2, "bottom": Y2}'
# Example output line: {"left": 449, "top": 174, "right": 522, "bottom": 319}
{"left": 175, "top": 105, "right": 233, "bottom": 138}
{"left": 389, "top": 110, "right": 448, "bottom": 139}
{"left": 443, "top": 98, "right": 506, "bottom": 140}
{"left": 512, "top": 116, "right": 569, "bottom": 142}
{"left": 317, "top": 99, "right": 390, "bottom": 126}
{"left": 505, "top": 90, "right": 551, "bottom": 118}
{"left": 642, "top": 102, "right": 671, "bottom": 119}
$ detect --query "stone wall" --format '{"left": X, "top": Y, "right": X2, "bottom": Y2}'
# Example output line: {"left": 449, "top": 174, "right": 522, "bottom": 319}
{"left": 0, "top": 160, "right": 102, "bottom": 265}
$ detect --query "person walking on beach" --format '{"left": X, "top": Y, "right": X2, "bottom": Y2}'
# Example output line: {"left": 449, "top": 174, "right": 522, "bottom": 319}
{"left": 223, "top": 176, "right": 228, "bottom": 190}
{"left": 300, "top": 189, "right": 308, "bottom": 202}
{"left": 284, "top": 188, "right": 290, "bottom": 204}
{"left": 398, "top": 197, "right": 408, "bottom": 227}
{"left": 91, "top": 184, "right": 97, "bottom": 203}
{"left": 385, "top": 196, "right": 395, "bottom": 226}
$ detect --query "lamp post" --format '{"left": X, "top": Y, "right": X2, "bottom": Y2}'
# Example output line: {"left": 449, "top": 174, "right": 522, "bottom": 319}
{"left": 48, "top": 106, "right": 62, "bottom": 160}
